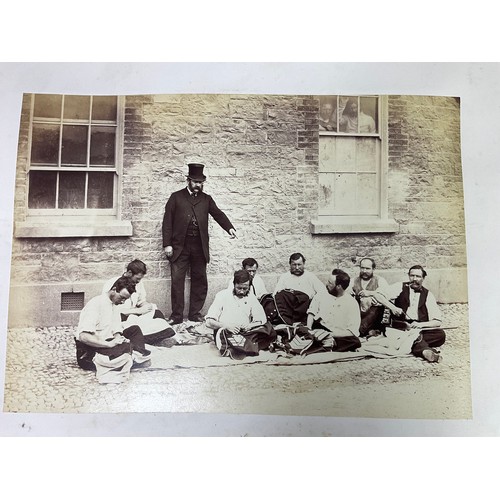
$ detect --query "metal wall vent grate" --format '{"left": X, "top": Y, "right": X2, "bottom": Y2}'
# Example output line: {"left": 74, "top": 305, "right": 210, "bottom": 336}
{"left": 61, "top": 292, "right": 85, "bottom": 311}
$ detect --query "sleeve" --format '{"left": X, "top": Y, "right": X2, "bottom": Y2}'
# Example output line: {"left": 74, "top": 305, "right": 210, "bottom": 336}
{"left": 426, "top": 291, "right": 442, "bottom": 322}
{"left": 312, "top": 274, "right": 327, "bottom": 297}
{"left": 134, "top": 282, "right": 147, "bottom": 307}
{"left": 162, "top": 194, "right": 175, "bottom": 247}
{"left": 346, "top": 299, "right": 361, "bottom": 337}
{"left": 205, "top": 292, "right": 224, "bottom": 321}
{"left": 384, "top": 282, "right": 403, "bottom": 300}
{"left": 249, "top": 296, "right": 267, "bottom": 324}
{"left": 273, "top": 274, "right": 286, "bottom": 295}
{"left": 76, "top": 300, "right": 98, "bottom": 340}
{"left": 255, "top": 276, "right": 268, "bottom": 298}
{"left": 307, "top": 294, "right": 321, "bottom": 318}
{"left": 208, "top": 195, "right": 234, "bottom": 233}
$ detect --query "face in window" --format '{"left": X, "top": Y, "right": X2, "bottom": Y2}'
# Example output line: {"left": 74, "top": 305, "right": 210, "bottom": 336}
{"left": 347, "top": 101, "right": 358, "bottom": 117}
{"left": 320, "top": 103, "right": 334, "bottom": 121}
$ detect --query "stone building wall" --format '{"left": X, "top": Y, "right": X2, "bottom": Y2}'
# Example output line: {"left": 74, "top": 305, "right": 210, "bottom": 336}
{"left": 8, "top": 94, "right": 467, "bottom": 327}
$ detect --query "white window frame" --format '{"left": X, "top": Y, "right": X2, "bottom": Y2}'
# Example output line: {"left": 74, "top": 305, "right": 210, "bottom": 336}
{"left": 15, "top": 94, "right": 132, "bottom": 238}
{"left": 311, "top": 95, "right": 398, "bottom": 234}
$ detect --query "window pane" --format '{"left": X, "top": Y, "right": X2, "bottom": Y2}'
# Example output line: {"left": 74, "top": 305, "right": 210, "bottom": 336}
{"left": 61, "top": 125, "right": 88, "bottom": 165}
{"left": 64, "top": 95, "right": 90, "bottom": 120}
{"left": 90, "top": 126, "right": 115, "bottom": 166}
{"left": 338, "top": 96, "right": 359, "bottom": 134}
{"left": 319, "top": 138, "right": 336, "bottom": 173}
{"left": 356, "top": 138, "right": 377, "bottom": 172}
{"left": 319, "top": 96, "right": 337, "bottom": 131}
{"left": 88, "top": 172, "right": 114, "bottom": 208}
{"left": 59, "top": 171, "right": 86, "bottom": 209}
{"left": 360, "top": 97, "right": 378, "bottom": 133}
{"left": 92, "top": 96, "right": 117, "bottom": 121}
{"left": 28, "top": 171, "right": 57, "bottom": 208}
{"left": 336, "top": 137, "right": 357, "bottom": 172}
{"left": 358, "top": 174, "right": 379, "bottom": 214}
{"left": 33, "top": 94, "right": 62, "bottom": 119}
{"left": 31, "top": 123, "right": 60, "bottom": 164}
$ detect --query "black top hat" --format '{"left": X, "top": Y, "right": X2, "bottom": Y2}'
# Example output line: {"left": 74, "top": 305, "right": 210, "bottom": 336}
{"left": 187, "top": 163, "right": 206, "bottom": 181}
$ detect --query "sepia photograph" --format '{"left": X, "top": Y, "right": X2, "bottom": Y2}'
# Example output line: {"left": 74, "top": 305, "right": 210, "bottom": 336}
{"left": 3, "top": 85, "right": 471, "bottom": 419}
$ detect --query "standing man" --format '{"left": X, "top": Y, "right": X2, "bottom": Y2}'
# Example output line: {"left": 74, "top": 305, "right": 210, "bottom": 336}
{"left": 373, "top": 265, "right": 446, "bottom": 363}
{"left": 307, "top": 269, "right": 361, "bottom": 352}
{"left": 162, "top": 163, "right": 237, "bottom": 325}
{"left": 351, "top": 257, "right": 389, "bottom": 337}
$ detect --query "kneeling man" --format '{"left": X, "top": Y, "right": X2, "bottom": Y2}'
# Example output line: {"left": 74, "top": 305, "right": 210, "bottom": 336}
{"left": 306, "top": 269, "right": 361, "bottom": 352}
{"left": 206, "top": 269, "right": 276, "bottom": 359}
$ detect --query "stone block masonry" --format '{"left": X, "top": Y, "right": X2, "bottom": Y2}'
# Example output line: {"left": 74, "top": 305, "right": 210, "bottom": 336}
{"left": 8, "top": 93, "right": 467, "bottom": 327}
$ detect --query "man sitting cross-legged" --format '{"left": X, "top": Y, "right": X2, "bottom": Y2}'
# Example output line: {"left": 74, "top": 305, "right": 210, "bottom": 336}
{"left": 306, "top": 268, "right": 362, "bottom": 352}
{"left": 74, "top": 276, "right": 152, "bottom": 384}
{"left": 206, "top": 269, "right": 276, "bottom": 360}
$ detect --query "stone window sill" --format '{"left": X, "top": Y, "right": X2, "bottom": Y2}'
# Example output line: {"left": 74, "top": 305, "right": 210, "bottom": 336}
{"left": 310, "top": 217, "right": 399, "bottom": 234}
{"left": 15, "top": 220, "right": 133, "bottom": 238}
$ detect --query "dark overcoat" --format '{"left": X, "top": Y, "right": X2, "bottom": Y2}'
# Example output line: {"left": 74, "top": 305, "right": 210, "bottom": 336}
{"left": 162, "top": 188, "right": 234, "bottom": 263}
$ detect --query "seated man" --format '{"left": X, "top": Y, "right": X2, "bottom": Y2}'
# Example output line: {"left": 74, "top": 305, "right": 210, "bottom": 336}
{"left": 206, "top": 269, "right": 276, "bottom": 360}
{"left": 351, "top": 257, "right": 390, "bottom": 337}
{"left": 306, "top": 269, "right": 361, "bottom": 352}
{"left": 103, "top": 259, "right": 174, "bottom": 344}
{"left": 268, "top": 252, "right": 326, "bottom": 325}
{"left": 372, "top": 265, "right": 445, "bottom": 363}
{"left": 75, "top": 276, "right": 152, "bottom": 384}
{"left": 226, "top": 257, "right": 268, "bottom": 300}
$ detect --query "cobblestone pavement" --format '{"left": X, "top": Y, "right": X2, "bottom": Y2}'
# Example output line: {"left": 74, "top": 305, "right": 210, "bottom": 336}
{"left": 2, "top": 304, "right": 472, "bottom": 419}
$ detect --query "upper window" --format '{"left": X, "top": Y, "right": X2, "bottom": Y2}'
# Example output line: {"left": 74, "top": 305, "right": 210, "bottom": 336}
{"left": 313, "top": 95, "right": 397, "bottom": 233}
{"left": 28, "top": 94, "right": 121, "bottom": 215}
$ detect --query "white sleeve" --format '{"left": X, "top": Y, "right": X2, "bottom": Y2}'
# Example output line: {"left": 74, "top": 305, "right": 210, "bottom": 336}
{"left": 205, "top": 292, "right": 224, "bottom": 321}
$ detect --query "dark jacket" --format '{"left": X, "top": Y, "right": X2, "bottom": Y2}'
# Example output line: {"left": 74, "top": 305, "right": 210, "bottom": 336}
{"left": 162, "top": 187, "right": 234, "bottom": 263}
{"left": 394, "top": 283, "right": 430, "bottom": 322}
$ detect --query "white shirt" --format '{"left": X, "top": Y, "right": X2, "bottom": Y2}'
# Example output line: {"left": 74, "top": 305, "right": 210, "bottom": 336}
{"left": 206, "top": 288, "right": 266, "bottom": 326}
{"left": 308, "top": 292, "right": 361, "bottom": 337}
{"left": 102, "top": 276, "right": 147, "bottom": 310}
{"left": 227, "top": 274, "right": 268, "bottom": 299}
{"left": 385, "top": 282, "right": 442, "bottom": 322}
{"left": 273, "top": 270, "right": 325, "bottom": 299}
{"left": 76, "top": 293, "right": 122, "bottom": 342}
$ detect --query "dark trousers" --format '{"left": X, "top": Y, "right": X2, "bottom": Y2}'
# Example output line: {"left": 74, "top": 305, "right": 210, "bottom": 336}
{"left": 359, "top": 306, "right": 385, "bottom": 336}
{"left": 170, "top": 235, "right": 207, "bottom": 321}
{"left": 75, "top": 325, "right": 149, "bottom": 371}
{"left": 411, "top": 329, "right": 446, "bottom": 358}
{"left": 311, "top": 320, "right": 362, "bottom": 352}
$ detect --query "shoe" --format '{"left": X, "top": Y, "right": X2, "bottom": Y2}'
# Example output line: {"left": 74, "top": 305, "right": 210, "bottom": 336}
{"left": 188, "top": 313, "right": 205, "bottom": 323}
{"left": 132, "top": 350, "right": 151, "bottom": 364}
{"left": 168, "top": 317, "right": 183, "bottom": 326}
{"left": 422, "top": 349, "right": 442, "bottom": 363}
{"left": 215, "top": 329, "right": 230, "bottom": 357}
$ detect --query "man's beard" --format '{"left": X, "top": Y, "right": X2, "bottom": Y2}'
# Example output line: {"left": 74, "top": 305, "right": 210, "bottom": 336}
{"left": 291, "top": 269, "right": 304, "bottom": 276}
